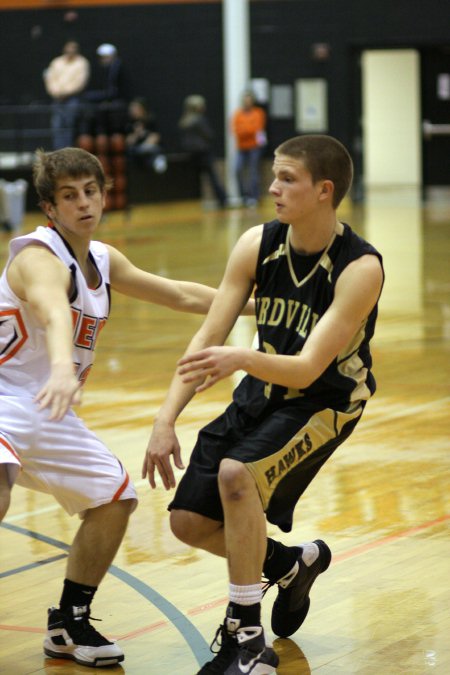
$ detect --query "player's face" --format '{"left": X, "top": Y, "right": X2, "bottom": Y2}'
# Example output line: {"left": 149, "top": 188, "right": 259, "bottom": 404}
{"left": 269, "top": 155, "right": 327, "bottom": 224}
{"left": 45, "top": 175, "right": 105, "bottom": 239}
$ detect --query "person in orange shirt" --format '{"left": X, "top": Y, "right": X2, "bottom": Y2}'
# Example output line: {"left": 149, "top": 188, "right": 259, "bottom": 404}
{"left": 231, "top": 91, "right": 267, "bottom": 206}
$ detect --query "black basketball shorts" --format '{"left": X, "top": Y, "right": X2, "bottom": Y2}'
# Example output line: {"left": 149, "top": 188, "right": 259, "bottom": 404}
{"left": 169, "top": 400, "right": 364, "bottom": 532}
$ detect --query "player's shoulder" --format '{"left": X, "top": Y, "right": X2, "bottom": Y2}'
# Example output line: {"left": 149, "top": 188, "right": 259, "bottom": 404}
{"left": 10, "top": 225, "right": 55, "bottom": 256}
{"left": 341, "top": 222, "right": 381, "bottom": 258}
{"left": 238, "top": 224, "right": 265, "bottom": 258}
{"left": 90, "top": 239, "right": 109, "bottom": 257}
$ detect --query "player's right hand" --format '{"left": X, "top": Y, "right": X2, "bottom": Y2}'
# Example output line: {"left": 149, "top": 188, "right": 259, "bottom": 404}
{"left": 34, "top": 363, "right": 81, "bottom": 421}
{"left": 142, "top": 420, "right": 184, "bottom": 490}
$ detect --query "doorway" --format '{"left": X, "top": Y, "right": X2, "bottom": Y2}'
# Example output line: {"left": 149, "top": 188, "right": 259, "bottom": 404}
{"left": 353, "top": 46, "right": 450, "bottom": 196}
{"left": 421, "top": 46, "right": 450, "bottom": 193}
{"left": 361, "top": 49, "right": 421, "bottom": 189}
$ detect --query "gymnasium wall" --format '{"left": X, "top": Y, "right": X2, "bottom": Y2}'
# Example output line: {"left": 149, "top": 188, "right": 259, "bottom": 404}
{"left": 0, "top": 0, "right": 448, "bottom": 155}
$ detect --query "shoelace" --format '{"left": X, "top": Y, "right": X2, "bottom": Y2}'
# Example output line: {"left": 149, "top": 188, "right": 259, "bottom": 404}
{"left": 68, "top": 613, "right": 111, "bottom": 646}
{"left": 204, "top": 624, "right": 238, "bottom": 670}
{"left": 261, "top": 577, "right": 276, "bottom": 598}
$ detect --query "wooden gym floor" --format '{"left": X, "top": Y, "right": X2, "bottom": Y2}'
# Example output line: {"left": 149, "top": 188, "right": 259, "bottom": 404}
{"left": 0, "top": 185, "right": 449, "bottom": 674}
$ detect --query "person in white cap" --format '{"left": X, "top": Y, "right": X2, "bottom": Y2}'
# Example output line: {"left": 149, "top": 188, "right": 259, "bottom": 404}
{"left": 82, "top": 44, "right": 127, "bottom": 135}
{"left": 95, "top": 44, "right": 122, "bottom": 101}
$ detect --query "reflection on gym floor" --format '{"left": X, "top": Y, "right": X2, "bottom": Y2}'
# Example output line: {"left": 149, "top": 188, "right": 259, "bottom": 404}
{"left": 1, "top": 187, "right": 449, "bottom": 674}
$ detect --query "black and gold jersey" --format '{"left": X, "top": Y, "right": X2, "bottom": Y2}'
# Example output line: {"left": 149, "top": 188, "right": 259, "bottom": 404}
{"left": 233, "top": 219, "right": 384, "bottom": 416}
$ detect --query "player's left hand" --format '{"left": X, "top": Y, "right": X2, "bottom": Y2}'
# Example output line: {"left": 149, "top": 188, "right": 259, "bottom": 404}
{"left": 177, "top": 346, "right": 245, "bottom": 392}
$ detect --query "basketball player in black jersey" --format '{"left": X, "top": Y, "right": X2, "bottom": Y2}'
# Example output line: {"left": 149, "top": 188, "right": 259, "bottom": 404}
{"left": 144, "top": 135, "right": 384, "bottom": 674}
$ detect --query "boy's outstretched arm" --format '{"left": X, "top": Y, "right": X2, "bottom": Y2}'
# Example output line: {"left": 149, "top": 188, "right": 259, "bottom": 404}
{"left": 107, "top": 244, "right": 255, "bottom": 315}
{"left": 141, "top": 225, "right": 262, "bottom": 489}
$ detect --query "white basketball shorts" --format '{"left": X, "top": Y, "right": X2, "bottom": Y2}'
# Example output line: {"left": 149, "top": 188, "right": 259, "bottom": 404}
{"left": 0, "top": 395, "right": 137, "bottom": 516}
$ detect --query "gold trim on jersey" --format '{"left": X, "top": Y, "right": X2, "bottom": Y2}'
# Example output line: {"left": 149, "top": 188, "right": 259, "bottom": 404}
{"left": 262, "top": 243, "right": 287, "bottom": 265}
{"left": 285, "top": 222, "right": 344, "bottom": 288}
{"left": 245, "top": 404, "right": 363, "bottom": 511}
{"left": 337, "top": 318, "right": 372, "bottom": 402}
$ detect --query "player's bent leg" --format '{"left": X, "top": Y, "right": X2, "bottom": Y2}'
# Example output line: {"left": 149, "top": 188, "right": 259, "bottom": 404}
{"left": 44, "top": 499, "right": 134, "bottom": 667}
{"left": 170, "top": 508, "right": 226, "bottom": 556}
{"left": 197, "top": 460, "right": 276, "bottom": 673}
{"left": 218, "top": 458, "right": 267, "bottom": 584}
{"left": 67, "top": 498, "right": 135, "bottom": 585}
{"left": 0, "top": 465, "right": 12, "bottom": 521}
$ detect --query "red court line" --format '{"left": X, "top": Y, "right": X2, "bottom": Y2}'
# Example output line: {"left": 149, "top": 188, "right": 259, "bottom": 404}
{"left": 116, "top": 620, "right": 168, "bottom": 641}
{"left": 0, "top": 625, "right": 44, "bottom": 634}
{"left": 188, "top": 513, "right": 450, "bottom": 617}
{"left": 331, "top": 514, "right": 450, "bottom": 563}
{"left": 2, "top": 513, "right": 448, "bottom": 638}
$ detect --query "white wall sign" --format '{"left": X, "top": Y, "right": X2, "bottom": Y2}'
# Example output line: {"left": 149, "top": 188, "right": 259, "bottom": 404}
{"left": 295, "top": 78, "right": 328, "bottom": 132}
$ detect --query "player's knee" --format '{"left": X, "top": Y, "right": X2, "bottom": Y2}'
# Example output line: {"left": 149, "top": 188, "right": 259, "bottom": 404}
{"left": 218, "top": 458, "right": 250, "bottom": 501}
{"left": 120, "top": 497, "right": 137, "bottom": 515}
{"left": 170, "top": 509, "right": 208, "bottom": 547}
{"left": 170, "top": 509, "right": 195, "bottom": 544}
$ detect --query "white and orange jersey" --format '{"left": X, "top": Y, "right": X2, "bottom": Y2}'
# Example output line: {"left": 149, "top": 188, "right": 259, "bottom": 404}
{"left": 0, "top": 225, "right": 110, "bottom": 398}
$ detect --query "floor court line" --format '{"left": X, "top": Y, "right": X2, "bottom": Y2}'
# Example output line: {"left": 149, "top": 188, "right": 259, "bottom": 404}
{"left": 0, "top": 521, "right": 208, "bottom": 665}
{"left": 187, "top": 512, "right": 450, "bottom": 616}
{"left": 2, "top": 512, "right": 448, "bottom": 643}
{"left": 0, "top": 552, "right": 67, "bottom": 579}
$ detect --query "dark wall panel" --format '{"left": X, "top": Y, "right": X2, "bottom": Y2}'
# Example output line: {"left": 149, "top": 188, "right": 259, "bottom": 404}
{"left": 0, "top": 4, "right": 225, "bottom": 153}
{"left": 0, "top": 0, "right": 448, "bottom": 156}
{"left": 250, "top": 0, "right": 450, "bottom": 150}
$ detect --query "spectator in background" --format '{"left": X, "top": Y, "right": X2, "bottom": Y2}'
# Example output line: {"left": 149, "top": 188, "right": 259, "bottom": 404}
{"left": 125, "top": 97, "right": 167, "bottom": 174}
{"left": 178, "top": 95, "right": 227, "bottom": 209}
{"left": 44, "top": 41, "right": 90, "bottom": 149}
{"left": 232, "top": 90, "right": 267, "bottom": 207}
{"left": 82, "top": 43, "right": 127, "bottom": 135}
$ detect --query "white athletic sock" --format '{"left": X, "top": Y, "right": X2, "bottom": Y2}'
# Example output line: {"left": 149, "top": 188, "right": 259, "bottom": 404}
{"left": 229, "top": 583, "right": 263, "bottom": 606}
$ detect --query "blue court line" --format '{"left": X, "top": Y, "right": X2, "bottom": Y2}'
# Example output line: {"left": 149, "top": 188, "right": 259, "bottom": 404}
{"left": 0, "top": 551, "right": 67, "bottom": 578}
{"left": 0, "top": 521, "right": 208, "bottom": 665}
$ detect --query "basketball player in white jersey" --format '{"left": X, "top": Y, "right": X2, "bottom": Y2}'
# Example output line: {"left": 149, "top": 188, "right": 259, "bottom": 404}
{"left": 0, "top": 147, "right": 247, "bottom": 668}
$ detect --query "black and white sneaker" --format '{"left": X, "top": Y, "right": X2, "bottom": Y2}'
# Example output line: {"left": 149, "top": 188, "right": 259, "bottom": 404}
{"left": 198, "top": 618, "right": 278, "bottom": 674}
{"left": 43, "top": 605, "right": 124, "bottom": 667}
{"left": 269, "top": 539, "right": 331, "bottom": 638}
{"left": 198, "top": 618, "right": 240, "bottom": 673}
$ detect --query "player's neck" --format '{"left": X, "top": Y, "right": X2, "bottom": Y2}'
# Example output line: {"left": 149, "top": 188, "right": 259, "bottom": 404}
{"left": 289, "top": 217, "right": 340, "bottom": 255}
{"left": 52, "top": 223, "right": 91, "bottom": 260}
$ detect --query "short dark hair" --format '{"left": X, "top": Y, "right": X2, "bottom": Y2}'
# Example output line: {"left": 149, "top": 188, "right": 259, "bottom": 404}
{"left": 275, "top": 135, "right": 353, "bottom": 208}
{"left": 33, "top": 147, "right": 110, "bottom": 204}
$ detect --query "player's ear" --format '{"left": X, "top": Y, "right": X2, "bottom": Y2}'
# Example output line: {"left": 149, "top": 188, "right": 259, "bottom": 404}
{"left": 41, "top": 200, "right": 54, "bottom": 220}
{"left": 319, "top": 179, "right": 334, "bottom": 202}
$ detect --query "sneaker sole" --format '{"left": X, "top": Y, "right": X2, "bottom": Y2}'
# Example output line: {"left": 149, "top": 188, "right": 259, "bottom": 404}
{"left": 44, "top": 647, "right": 124, "bottom": 667}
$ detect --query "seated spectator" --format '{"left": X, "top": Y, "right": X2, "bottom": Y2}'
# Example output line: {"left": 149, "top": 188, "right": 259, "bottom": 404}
{"left": 125, "top": 97, "right": 167, "bottom": 173}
